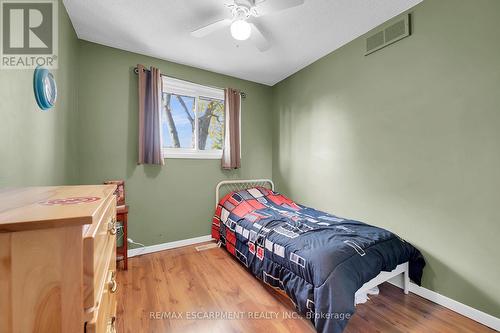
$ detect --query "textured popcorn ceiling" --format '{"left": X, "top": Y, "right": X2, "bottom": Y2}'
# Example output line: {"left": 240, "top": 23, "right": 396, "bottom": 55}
{"left": 64, "top": 0, "right": 422, "bottom": 85}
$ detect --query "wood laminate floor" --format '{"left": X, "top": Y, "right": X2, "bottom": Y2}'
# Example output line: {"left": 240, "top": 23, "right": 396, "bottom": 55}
{"left": 116, "top": 243, "right": 496, "bottom": 333}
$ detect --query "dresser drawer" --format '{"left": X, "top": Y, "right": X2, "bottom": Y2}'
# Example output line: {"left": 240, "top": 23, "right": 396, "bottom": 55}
{"left": 85, "top": 259, "right": 117, "bottom": 333}
{"left": 83, "top": 195, "right": 117, "bottom": 311}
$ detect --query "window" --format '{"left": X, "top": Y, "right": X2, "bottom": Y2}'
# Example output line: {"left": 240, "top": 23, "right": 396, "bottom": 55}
{"left": 161, "top": 76, "right": 225, "bottom": 159}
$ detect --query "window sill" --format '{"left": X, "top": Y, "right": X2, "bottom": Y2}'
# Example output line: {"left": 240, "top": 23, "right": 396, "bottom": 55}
{"left": 162, "top": 149, "right": 222, "bottom": 160}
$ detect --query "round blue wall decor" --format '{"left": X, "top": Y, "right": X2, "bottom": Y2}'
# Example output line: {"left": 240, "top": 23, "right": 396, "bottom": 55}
{"left": 33, "top": 67, "right": 57, "bottom": 111}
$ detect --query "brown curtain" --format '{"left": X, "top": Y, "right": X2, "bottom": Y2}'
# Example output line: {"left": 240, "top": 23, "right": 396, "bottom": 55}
{"left": 138, "top": 64, "right": 164, "bottom": 165}
{"left": 222, "top": 88, "right": 241, "bottom": 169}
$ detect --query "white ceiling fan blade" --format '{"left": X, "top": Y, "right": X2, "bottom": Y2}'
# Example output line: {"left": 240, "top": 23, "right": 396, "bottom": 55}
{"left": 253, "top": 0, "right": 304, "bottom": 16}
{"left": 249, "top": 23, "right": 271, "bottom": 52}
{"left": 191, "top": 19, "right": 232, "bottom": 38}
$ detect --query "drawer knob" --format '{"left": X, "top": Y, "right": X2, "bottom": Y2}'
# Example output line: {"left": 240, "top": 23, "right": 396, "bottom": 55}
{"left": 107, "top": 316, "right": 116, "bottom": 333}
{"left": 108, "top": 217, "right": 117, "bottom": 235}
{"left": 108, "top": 273, "right": 117, "bottom": 293}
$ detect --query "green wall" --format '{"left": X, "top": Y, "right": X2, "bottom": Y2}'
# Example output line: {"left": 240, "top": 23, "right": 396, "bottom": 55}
{"left": 0, "top": 1, "right": 79, "bottom": 186}
{"left": 272, "top": 0, "right": 500, "bottom": 317}
{"left": 77, "top": 41, "right": 273, "bottom": 246}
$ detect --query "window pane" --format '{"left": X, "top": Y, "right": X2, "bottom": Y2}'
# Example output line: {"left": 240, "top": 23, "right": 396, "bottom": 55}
{"left": 161, "top": 93, "right": 195, "bottom": 148}
{"left": 197, "top": 97, "right": 224, "bottom": 150}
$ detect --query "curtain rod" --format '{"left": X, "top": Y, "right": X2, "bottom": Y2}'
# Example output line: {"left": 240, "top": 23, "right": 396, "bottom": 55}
{"left": 133, "top": 66, "right": 247, "bottom": 99}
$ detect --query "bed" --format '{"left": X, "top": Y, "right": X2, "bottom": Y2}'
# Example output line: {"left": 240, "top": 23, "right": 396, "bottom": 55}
{"left": 212, "top": 179, "right": 425, "bottom": 333}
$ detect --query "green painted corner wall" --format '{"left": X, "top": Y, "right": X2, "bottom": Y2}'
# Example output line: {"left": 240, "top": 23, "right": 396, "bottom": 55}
{"left": 76, "top": 41, "right": 273, "bottom": 247}
{"left": 0, "top": 1, "right": 79, "bottom": 186}
{"left": 272, "top": 0, "right": 500, "bottom": 318}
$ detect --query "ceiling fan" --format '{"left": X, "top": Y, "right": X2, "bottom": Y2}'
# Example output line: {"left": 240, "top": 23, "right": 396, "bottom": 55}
{"left": 190, "top": 0, "right": 305, "bottom": 52}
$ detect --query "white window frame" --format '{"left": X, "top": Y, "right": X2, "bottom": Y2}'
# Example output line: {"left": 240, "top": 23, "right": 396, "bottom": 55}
{"left": 161, "top": 76, "right": 225, "bottom": 159}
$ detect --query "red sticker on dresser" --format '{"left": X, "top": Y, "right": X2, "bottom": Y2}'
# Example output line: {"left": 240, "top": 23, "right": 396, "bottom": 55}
{"left": 38, "top": 197, "right": 101, "bottom": 206}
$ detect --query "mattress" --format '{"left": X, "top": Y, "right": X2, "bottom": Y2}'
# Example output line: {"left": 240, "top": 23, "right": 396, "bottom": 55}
{"left": 211, "top": 187, "right": 425, "bottom": 333}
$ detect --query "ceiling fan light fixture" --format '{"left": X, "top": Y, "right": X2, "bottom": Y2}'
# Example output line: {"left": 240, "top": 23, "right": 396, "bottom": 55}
{"left": 230, "top": 19, "right": 251, "bottom": 40}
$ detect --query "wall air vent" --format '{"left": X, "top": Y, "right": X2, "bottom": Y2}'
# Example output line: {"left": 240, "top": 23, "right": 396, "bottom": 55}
{"left": 365, "top": 14, "right": 411, "bottom": 55}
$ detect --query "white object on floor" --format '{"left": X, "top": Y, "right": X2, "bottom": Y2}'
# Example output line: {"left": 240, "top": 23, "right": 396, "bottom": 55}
{"left": 355, "top": 291, "right": 369, "bottom": 305}
{"left": 195, "top": 243, "right": 219, "bottom": 251}
{"left": 368, "top": 286, "right": 380, "bottom": 295}
{"left": 355, "top": 286, "right": 379, "bottom": 305}
{"left": 355, "top": 262, "right": 410, "bottom": 299}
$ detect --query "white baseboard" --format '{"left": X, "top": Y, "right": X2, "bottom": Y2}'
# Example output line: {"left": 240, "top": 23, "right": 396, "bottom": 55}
{"left": 128, "top": 235, "right": 213, "bottom": 258}
{"left": 389, "top": 278, "right": 500, "bottom": 331}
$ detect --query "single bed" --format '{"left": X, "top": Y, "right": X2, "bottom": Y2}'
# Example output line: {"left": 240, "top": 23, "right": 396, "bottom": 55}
{"left": 212, "top": 179, "right": 425, "bottom": 333}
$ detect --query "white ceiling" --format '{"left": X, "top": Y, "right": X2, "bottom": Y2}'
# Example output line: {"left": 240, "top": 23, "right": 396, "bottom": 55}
{"left": 63, "top": 0, "right": 422, "bottom": 86}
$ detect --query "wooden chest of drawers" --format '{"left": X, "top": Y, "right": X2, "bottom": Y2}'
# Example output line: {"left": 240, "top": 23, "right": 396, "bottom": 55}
{"left": 0, "top": 185, "right": 118, "bottom": 333}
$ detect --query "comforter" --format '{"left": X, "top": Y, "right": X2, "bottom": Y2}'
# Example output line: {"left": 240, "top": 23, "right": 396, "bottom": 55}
{"left": 211, "top": 187, "right": 425, "bottom": 333}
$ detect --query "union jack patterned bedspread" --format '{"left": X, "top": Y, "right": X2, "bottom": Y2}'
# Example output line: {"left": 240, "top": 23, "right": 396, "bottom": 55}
{"left": 211, "top": 187, "right": 425, "bottom": 333}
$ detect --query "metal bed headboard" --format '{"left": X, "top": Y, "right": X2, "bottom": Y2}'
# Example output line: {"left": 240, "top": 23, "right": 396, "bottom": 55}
{"left": 215, "top": 179, "right": 274, "bottom": 207}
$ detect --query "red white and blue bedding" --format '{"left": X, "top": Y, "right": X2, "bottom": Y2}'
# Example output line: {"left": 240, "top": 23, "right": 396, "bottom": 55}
{"left": 211, "top": 187, "right": 425, "bottom": 333}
